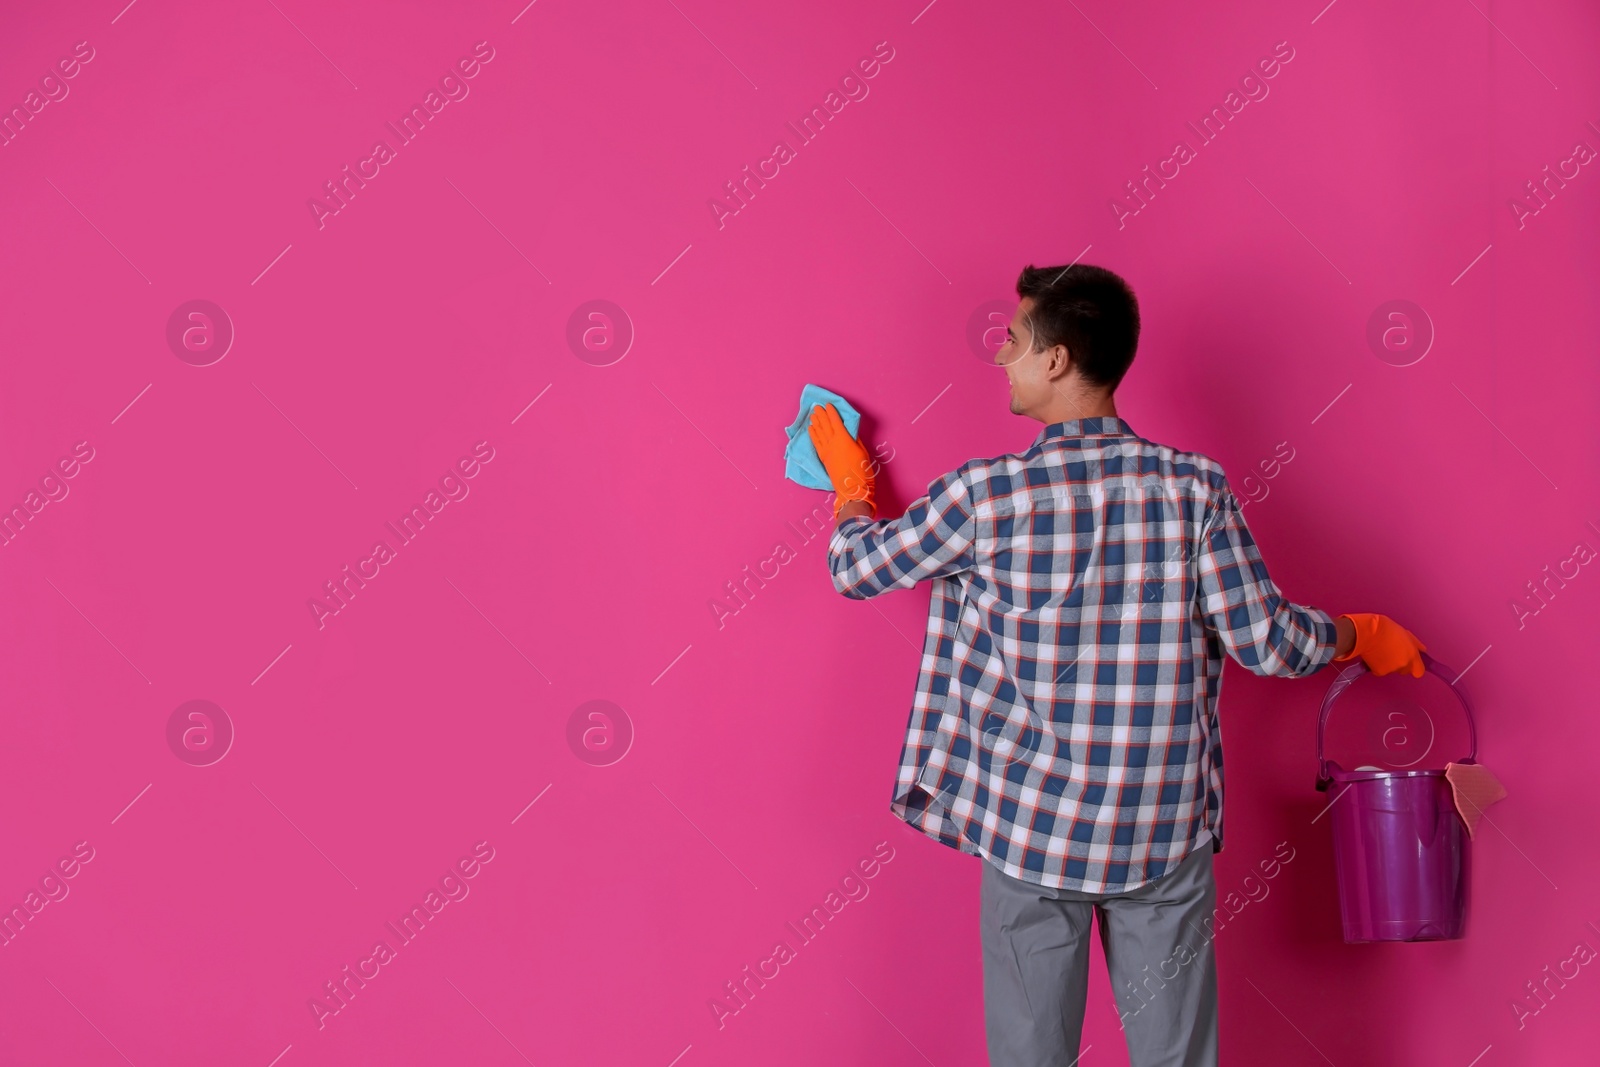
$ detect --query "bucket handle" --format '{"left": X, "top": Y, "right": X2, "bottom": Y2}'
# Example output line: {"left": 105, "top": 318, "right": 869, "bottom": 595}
{"left": 1315, "top": 650, "right": 1476, "bottom": 791}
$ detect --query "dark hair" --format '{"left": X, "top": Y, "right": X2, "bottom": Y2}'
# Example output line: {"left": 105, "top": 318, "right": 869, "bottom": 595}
{"left": 1014, "top": 263, "right": 1140, "bottom": 391}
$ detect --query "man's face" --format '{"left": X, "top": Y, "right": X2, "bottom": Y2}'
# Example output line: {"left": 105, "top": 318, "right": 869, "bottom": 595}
{"left": 995, "top": 297, "right": 1064, "bottom": 417}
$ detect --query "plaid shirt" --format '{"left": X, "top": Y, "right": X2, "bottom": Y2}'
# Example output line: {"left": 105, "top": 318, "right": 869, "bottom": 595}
{"left": 826, "top": 416, "right": 1339, "bottom": 893}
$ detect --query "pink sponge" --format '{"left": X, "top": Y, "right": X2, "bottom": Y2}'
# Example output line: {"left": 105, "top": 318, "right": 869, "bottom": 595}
{"left": 1445, "top": 763, "right": 1508, "bottom": 837}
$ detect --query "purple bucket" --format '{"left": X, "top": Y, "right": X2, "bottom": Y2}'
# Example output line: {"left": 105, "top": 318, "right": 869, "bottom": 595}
{"left": 1316, "top": 651, "right": 1477, "bottom": 943}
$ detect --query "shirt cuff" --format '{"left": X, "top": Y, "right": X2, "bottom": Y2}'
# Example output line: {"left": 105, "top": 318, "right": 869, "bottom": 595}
{"left": 1310, "top": 609, "right": 1342, "bottom": 672}
{"left": 828, "top": 513, "right": 875, "bottom": 550}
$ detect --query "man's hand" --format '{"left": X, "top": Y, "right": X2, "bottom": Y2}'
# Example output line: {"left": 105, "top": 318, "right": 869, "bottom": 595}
{"left": 1334, "top": 613, "right": 1427, "bottom": 677}
{"left": 807, "top": 403, "right": 876, "bottom": 519}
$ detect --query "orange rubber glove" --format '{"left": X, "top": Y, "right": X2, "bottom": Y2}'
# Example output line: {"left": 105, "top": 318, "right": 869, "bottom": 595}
{"left": 1334, "top": 613, "right": 1427, "bottom": 677}
{"left": 806, "top": 402, "right": 876, "bottom": 519}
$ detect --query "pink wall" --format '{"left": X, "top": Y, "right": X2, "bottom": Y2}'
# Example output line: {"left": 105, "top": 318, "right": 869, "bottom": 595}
{"left": 1, "top": 1, "right": 1596, "bottom": 1063}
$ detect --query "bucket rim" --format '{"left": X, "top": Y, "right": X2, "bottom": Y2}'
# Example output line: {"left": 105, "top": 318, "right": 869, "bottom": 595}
{"left": 1326, "top": 765, "right": 1451, "bottom": 783}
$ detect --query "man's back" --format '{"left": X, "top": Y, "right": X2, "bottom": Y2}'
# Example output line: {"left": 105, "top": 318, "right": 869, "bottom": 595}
{"left": 825, "top": 415, "right": 1340, "bottom": 893}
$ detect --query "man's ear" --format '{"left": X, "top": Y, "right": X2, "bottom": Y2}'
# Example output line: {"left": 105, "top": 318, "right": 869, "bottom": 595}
{"left": 1047, "top": 343, "right": 1074, "bottom": 381}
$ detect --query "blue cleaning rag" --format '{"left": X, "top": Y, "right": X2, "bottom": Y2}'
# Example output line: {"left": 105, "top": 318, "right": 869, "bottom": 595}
{"left": 783, "top": 383, "right": 861, "bottom": 490}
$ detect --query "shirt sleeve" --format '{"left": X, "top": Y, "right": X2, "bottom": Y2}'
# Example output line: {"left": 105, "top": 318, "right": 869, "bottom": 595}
{"left": 1195, "top": 480, "right": 1339, "bottom": 677}
{"left": 826, "top": 466, "right": 977, "bottom": 600}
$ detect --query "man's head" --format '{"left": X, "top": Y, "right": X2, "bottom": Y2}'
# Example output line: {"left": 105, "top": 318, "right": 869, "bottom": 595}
{"left": 996, "top": 263, "right": 1140, "bottom": 422}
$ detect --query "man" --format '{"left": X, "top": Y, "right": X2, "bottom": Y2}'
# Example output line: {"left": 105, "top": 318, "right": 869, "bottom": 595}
{"left": 805, "top": 263, "right": 1426, "bottom": 1067}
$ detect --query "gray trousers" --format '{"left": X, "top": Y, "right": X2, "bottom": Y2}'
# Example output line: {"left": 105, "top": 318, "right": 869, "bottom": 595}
{"left": 980, "top": 844, "right": 1218, "bottom": 1067}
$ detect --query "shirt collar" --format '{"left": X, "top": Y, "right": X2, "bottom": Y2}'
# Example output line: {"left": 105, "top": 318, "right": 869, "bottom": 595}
{"left": 1034, "top": 416, "right": 1137, "bottom": 447}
